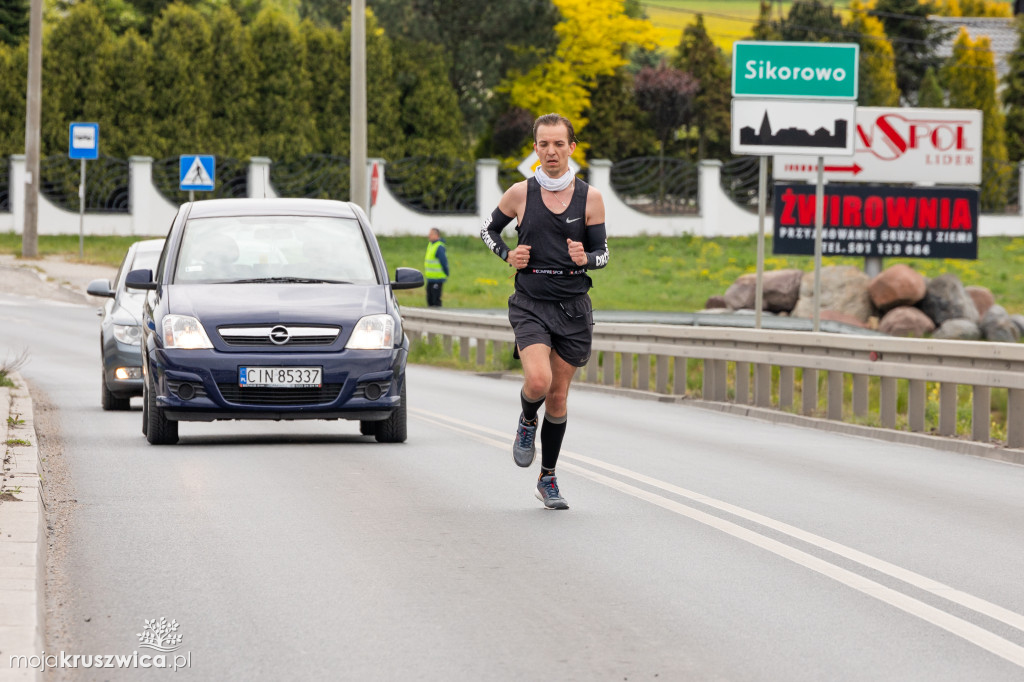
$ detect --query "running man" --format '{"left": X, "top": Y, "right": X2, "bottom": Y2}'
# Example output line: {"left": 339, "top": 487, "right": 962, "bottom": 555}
{"left": 480, "top": 113, "right": 610, "bottom": 510}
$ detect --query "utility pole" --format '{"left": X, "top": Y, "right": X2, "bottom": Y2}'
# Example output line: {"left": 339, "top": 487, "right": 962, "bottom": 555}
{"left": 350, "top": 0, "right": 368, "bottom": 214}
{"left": 23, "top": 0, "right": 42, "bottom": 258}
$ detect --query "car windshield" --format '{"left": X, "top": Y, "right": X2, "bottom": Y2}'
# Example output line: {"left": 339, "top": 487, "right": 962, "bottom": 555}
{"left": 173, "top": 215, "right": 378, "bottom": 285}
{"left": 120, "top": 246, "right": 163, "bottom": 300}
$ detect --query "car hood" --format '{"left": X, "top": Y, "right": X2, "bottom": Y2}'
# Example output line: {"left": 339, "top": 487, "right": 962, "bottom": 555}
{"left": 166, "top": 283, "right": 390, "bottom": 326}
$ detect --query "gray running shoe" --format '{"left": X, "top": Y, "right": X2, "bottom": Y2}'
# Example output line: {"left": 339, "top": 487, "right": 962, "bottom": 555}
{"left": 512, "top": 413, "right": 538, "bottom": 467}
{"left": 535, "top": 475, "right": 569, "bottom": 510}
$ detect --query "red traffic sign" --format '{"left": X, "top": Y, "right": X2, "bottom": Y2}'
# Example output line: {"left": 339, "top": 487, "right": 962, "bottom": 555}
{"left": 370, "top": 162, "right": 380, "bottom": 207}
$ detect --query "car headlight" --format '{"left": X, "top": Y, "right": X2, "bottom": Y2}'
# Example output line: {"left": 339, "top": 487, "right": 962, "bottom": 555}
{"left": 345, "top": 314, "right": 395, "bottom": 350}
{"left": 162, "top": 315, "right": 213, "bottom": 349}
{"left": 113, "top": 324, "right": 142, "bottom": 346}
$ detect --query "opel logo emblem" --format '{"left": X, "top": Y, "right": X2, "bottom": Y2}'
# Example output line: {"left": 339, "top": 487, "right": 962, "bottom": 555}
{"left": 269, "top": 325, "right": 291, "bottom": 345}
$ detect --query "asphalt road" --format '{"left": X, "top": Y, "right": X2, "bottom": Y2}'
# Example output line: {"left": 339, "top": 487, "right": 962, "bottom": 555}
{"left": 2, "top": 288, "right": 1024, "bottom": 681}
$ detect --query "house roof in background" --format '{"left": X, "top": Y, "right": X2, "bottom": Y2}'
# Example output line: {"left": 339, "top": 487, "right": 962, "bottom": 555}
{"left": 931, "top": 16, "right": 1019, "bottom": 82}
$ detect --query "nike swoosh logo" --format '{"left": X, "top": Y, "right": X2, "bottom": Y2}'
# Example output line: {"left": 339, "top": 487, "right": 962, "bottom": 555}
{"left": 566, "top": 217, "right": 582, "bottom": 223}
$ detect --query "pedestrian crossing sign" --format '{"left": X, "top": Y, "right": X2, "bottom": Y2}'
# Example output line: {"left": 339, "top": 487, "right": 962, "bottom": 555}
{"left": 179, "top": 155, "right": 216, "bottom": 191}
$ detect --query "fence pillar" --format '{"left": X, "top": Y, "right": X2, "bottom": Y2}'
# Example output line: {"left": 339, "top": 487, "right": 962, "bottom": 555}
{"left": 698, "top": 160, "right": 722, "bottom": 237}
{"left": 248, "top": 157, "right": 277, "bottom": 199}
{"left": 475, "top": 159, "right": 503, "bottom": 222}
{"left": 972, "top": 385, "right": 991, "bottom": 442}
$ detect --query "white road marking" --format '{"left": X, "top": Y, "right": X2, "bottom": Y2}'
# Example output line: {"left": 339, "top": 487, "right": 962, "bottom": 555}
{"left": 412, "top": 407, "right": 1024, "bottom": 669}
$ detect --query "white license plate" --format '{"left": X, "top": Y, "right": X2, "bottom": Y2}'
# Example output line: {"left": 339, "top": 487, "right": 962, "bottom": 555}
{"left": 239, "top": 366, "right": 322, "bottom": 388}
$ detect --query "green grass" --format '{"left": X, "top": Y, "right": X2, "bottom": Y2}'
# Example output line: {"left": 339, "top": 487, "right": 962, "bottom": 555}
{"left": 641, "top": 0, "right": 853, "bottom": 52}
{"left": 4, "top": 232, "right": 1023, "bottom": 315}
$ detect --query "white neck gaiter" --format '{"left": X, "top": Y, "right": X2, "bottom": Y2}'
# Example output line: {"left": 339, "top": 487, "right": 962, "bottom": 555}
{"left": 534, "top": 166, "right": 574, "bottom": 192}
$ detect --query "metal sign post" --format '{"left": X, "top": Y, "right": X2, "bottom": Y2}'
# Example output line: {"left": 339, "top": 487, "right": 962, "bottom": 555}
{"left": 69, "top": 122, "right": 99, "bottom": 259}
{"left": 78, "top": 159, "right": 86, "bottom": 258}
{"left": 813, "top": 158, "right": 825, "bottom": 332}
{"left": 754, "top": 157, "right": 767, "bottom": 329}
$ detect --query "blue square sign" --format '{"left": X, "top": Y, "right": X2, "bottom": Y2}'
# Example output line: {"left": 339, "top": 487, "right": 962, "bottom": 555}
{"left": 69, "top": 123, "right": 99, "bottom": 160}
{"left": 180, "top": 155, "right": 216, "bottom": 191}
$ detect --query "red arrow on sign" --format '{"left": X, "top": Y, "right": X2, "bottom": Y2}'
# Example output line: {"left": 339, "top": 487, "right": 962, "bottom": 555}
{"left": 823, "top": 163, "right": 863, "bottom": 175}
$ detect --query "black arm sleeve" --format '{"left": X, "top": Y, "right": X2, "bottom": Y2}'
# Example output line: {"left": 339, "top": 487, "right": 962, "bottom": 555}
{"left": 584, "top": 222, "right": 609, "bottom": 269}
{"left": 480, "top": 208, "right": 515, "bottom": 262}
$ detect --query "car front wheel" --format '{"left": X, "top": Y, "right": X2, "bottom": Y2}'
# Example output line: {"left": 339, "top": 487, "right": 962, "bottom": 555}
{"left": 144, "top": 376, "right": 179, "bottom": 445}
{"left": 374, "top": 381, "right": 407, "bottom": 443}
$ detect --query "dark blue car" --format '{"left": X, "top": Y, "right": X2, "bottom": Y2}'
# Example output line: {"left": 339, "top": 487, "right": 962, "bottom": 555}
{"left": 126, "top": 198, "right": 424, "bottom": 445}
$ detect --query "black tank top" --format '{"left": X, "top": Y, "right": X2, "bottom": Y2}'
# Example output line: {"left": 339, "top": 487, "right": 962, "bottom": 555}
{"left": 514, "top": 176, "right": 592, "bottom": 301}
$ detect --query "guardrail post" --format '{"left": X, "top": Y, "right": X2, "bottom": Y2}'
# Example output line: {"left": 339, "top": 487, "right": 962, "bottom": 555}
{"left": 443, "top": 335, "right": 452, "bottom": 356}
{"left": 638, "top": 354, "right": 650, "bottom": 392}
{"left": 939, "top": 383, "right": 957, "bottom": 435}
{"left": 603, "top": 352, "right": 615, "bottom": 386}
{"left": 908, "top": 379, "right": 926, "bottom": 432}
{"left": 828, "top": 370, "right": 843, "bottom": 420}
{"left": 852, "top": 374, "right": 868, "bottom": 417}
{"left": 459, "top": 337, "right": 470, "bottom": 362}
{"left": 476, "top": 339, "right": 487, "bottom": 366}
{"left": 586, "top": 352, "right": 599, "bottom": 383}
{"left": 656, "top": 356, "right": 669, "bottom": 394}
{"left": 736, "top": 362, "right": 750, "bottom": 405}
{"left": 702, "top": 359, "right": 713, "bottom": 399}
{"left": 674, "top": 357, "right": 687, "bottom": 396}
{"left": 621, "top": 352, "right": 633, "bottom": 389}
{"left": 880, "top": 377, "right": 897, "bottom": 428}
{"left": 972, "top": 385, "right": 991, "bottom": 442}
{"left": 1008, "top": 388, "right": 1024, "bottom": 449}
{"left": 802, "top": 369, "right": 817, "bottom": 416}
{"left": 714, "top": 360, "right": 727, "bottom": 401}
{"left": 754, "top": 363, "right": 771, "bottom": 407}
{"left": 779, "top": 366, "right": 794, "bottom": 409}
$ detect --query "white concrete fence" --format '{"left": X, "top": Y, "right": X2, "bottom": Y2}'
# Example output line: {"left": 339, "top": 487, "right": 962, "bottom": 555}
{"left": 3, "top": 155, "right": 1023, "bottom": 238}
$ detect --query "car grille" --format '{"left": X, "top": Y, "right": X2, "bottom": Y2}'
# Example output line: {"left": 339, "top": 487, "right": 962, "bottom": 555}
{"left": 218, "top": 325, "right": 340, "bottom": 347}
{"left": 217, "top": 383, "right": 343, "bottom": 406}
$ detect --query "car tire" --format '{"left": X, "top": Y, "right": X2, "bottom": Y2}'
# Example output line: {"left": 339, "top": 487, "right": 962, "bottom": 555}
{"left": 101, "top": 371, "right": 131, "bottom": 411}
{"left": 374, "top": 380, "right": 407, "bottom": 443}
{"left": 359, "top": 420, "right": 377, "bottom": 436}
{"left": 145, "top": 375, "right": 179, "bottom": 445}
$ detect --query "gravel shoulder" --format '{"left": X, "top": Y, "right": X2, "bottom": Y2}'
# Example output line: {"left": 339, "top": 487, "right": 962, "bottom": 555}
{"left": 0, "top": 254, "right": 117, "bottom": 306}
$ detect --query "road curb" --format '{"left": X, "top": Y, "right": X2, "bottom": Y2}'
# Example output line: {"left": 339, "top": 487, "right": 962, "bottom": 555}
{"left": 0, "top": 373, "right": 44, "bottom": 681}
{"left": 484, "top": 370, "right": 1024, "bottom": 467}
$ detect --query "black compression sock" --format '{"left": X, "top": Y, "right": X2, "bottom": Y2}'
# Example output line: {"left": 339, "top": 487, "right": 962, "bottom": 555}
{"left": 540, "top": 414, "right": 567, "bottom": 471}
{"left": 521, "top": 389, "right": 545, "bottom": 422}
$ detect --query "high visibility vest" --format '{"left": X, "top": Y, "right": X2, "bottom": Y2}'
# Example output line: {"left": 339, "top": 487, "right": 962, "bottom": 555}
{"left": 424, "top": 240, "right": 447, "bottom": 280}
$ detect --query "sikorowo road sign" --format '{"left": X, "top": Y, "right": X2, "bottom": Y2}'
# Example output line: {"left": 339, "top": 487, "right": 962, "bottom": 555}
{"left": 773, "top": 107, "right": 982, "bottom": 185}
{"left": 732, "top": 41, "right": 859, "bottom": 100}
{"left": 69, "top": 122, "right": 99, "bottom": 160}
{"left": 731, "top": 99, "right": 856, "bottom": 156}
{"left": 179, "top": 155, "right": 216, "bottom": 191}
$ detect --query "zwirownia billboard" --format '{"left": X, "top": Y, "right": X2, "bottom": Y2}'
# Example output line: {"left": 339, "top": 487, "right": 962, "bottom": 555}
{"left": 774, "top": 107, "right": 982, "bottom": 185}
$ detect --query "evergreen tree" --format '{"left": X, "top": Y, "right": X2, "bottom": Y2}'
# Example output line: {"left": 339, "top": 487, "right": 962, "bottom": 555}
{"left": 846, "top": 0, "right": 900, "bottom": 106}
{"left": 1003, "top": 16, "right": 1024, "bottom": 162}
{"left": 97, "top": 29, "right": 155, "bottom": 158}
{"left": 917, "top": 67, "right": 946, "bottom": 107}
{"left": 208, "top": 6, "right": 258, "bottom": 159}
{"left": 0, "top": 42, "right": 27, "bottom": 155}
{"left": 42, "top": 2, "right": 113, "bottom": 156}
{"left": 583, "top": 70, "right": 657, "bottom": 161}
{"left": 780, "top": 0, "right": 845, "bottom": 42}
{"left": 673, "top": 14, "right": 731, "bottom": 160}
{"left": 748, "top": 0, "right": 781, "bottom": 41}
{"left": 945, "top": 28, "right": 1010, "bottom": 210}
{"left": 0, "top": 0, "right": 29, "bottom": 46}
{"left": 302, "top": 19, "right": 350, "bottom": 155}
{"left": 870, "top": 0, "right": 952, "bottom": 104}
{"left": 249, "top": 7, "right": 315, "bottom": 161}
{"left": 149, "top": 3, "right": 213, "bottom": 158}
{"left": 391, "top": 39, "right": 464, "bottom": 159}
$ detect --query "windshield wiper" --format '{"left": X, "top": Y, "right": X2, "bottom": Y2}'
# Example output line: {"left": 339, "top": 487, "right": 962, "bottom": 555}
{"left": 226, "top": 277, "right": 352, "bottom": 284}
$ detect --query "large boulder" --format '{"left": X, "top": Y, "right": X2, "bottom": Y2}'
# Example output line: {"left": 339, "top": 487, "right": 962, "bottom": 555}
{"left": 1011, "top": 314, "right": 1024, "bottom": 337}
{"left": 918, "top": 274, "right": 979, "bottom": 326}
{"left": 724, "top": 273, "right": 756, "bottom": 310}
{"left": 792, "top": 266, "right": 873, "bottom": 323}
{"left": 878, "top": 306, "right": 935, "bottom": 337}
{"left": 868, "top": 264, "right": 926, "bottom": 312}
{"left": 932, "top": 318, "right": 982, "bottom": 341}
{"left": 965, "top": 285, "right": 995, "bottom": 320}
{"left": 979, "top": 304, "right": 1021, "bottom": 343}
{"left": 819, "top": 310, "right": 869, "bottom": 328}
{"left": 704, "top": 295, "right": 727, "bottom": 310}
{"left": 762, "top": 269, "right": 804, "bottom": 313}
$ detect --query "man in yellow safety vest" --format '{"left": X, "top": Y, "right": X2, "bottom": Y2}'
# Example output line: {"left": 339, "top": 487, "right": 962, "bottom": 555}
{"left": 424, "top": 227, "right": 449, "bottom": 306}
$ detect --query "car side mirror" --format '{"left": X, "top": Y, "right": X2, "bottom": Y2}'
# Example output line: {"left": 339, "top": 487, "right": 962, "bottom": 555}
{"left": 391, "top": 267, "right": 425, "bottom": 290}
{"left": 125, "top": 269, "right": 157, "bottom": 291}
{"left": 86, "top": 279, "right": 115, "bottom": 298}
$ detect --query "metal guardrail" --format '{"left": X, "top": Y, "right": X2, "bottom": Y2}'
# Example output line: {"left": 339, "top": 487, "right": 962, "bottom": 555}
{"left": 400, "top": 308, "right": 1024, "bottom": 451}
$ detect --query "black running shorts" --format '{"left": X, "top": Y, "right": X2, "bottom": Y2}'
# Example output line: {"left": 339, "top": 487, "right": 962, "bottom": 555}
{"left": 508, "top": 292, "right": 594, "bottom": 367}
